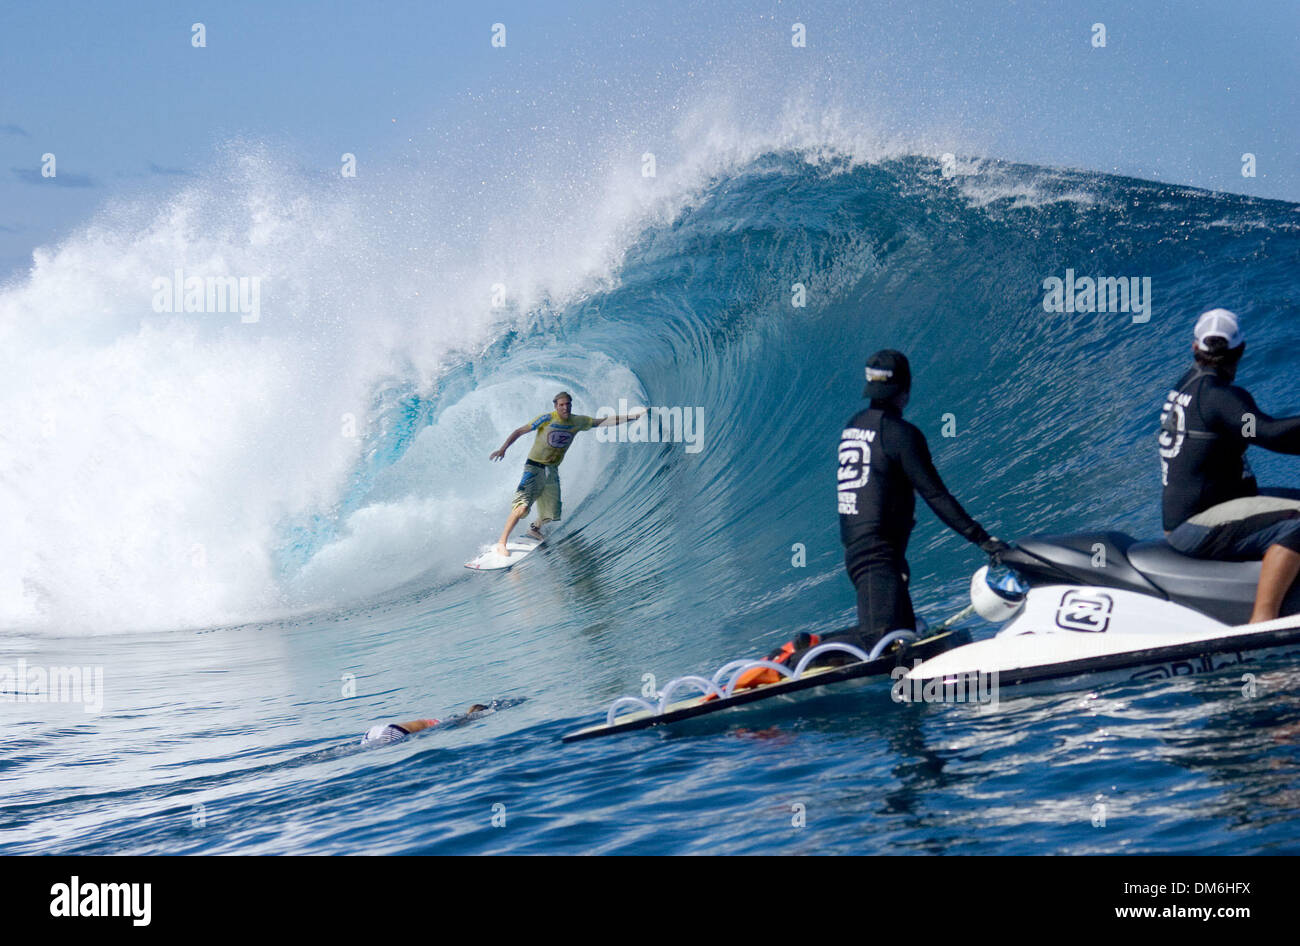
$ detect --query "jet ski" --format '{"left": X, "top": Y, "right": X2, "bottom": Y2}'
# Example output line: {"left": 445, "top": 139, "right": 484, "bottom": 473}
{"left": 999, "top": 531, "right": 1300, "bottom": 625}
{"left": 901, "top": 556, "right": 1300, "bottom": 699}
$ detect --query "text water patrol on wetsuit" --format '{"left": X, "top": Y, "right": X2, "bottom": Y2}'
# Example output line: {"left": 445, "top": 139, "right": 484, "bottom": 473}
{"left": 837, "top": 426, "right": 875, "bottom": 515}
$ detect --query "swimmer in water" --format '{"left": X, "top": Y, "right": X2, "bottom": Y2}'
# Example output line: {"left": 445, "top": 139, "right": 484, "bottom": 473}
{"left": 359, "top": 703, "right": 493, "bottom": 747}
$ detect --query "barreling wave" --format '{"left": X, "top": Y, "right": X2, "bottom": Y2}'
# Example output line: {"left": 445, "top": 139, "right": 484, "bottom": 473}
{"left": 3, "top": 132, "right": 1297, "bottom": 636}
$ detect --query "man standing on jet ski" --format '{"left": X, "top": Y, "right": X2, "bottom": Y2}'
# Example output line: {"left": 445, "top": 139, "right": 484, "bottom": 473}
{"left": 723, "top": 350, "right": 1008, "bottom": 694}
{"left": 839, "top": 350, "right": 1008, "bottom": 641}
{"left": 1160, "top": 309, "right": 1300, "bottom": 623}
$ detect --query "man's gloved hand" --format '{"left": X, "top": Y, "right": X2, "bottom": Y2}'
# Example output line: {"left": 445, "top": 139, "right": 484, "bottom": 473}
{"left": 979, "top": 537, "right": 1013, "bottom": 564}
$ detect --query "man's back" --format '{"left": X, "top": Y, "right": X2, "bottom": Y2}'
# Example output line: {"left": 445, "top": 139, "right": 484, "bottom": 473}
{"left": 838, "top": 406, "right": 917, "bottom": 548}
{"left": 1159, "top": 368, "right": 1258, "bottom": 530}
{"left": 838, "top": 405, "right": 988, "bottom": 550}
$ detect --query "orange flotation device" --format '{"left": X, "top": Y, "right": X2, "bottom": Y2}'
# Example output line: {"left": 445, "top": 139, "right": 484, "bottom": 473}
{"left": 704, "top": 633, "right": 821, "bottom": 700}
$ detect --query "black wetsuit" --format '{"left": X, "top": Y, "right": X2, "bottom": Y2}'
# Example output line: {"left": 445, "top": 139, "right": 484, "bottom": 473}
{"left": 1160, "top": 368, "right": 1300, "bottom": 529}
{"left": 837, "top": 403, "right": 990, "bottom": 640}
{"left": 1159, "top": 367, "right": 1300, "bottom": 559}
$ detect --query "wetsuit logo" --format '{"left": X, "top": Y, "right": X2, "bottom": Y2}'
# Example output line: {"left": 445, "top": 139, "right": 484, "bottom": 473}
{"left": 837, "top": 428, "right": 874, "bottom": 515}
{"left": 547, "top": 429, "right": 575, "bottom": 448}
{"left": 1055, "top": 590, "right": 1113, "bottom": 632}
{"left": 1158, "top": 391, "right": 1190, "bottom": 457}
{"left": 1159, "top": 390, "right": 1192, "bottom": 486}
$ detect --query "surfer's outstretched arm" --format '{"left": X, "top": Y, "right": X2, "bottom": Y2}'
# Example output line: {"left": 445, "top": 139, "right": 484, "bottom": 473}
{"left": 490, "top": 424, "right": 532, "bottom": 460}
{"left": 595, "top": 407, "right": 647, "bottom": 427}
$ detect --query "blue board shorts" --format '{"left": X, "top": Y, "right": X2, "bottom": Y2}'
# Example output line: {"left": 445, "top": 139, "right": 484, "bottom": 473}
{"left": 511, "top": 460, "right": 561, "bottom": 524}
{"left": 1168, "top": 496, "right": 1300, "bottom": 560}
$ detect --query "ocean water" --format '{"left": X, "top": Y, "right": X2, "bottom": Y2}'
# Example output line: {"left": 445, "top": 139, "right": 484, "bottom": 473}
{"left": 3, "top": 140, "right": 1300, "bottom": 855}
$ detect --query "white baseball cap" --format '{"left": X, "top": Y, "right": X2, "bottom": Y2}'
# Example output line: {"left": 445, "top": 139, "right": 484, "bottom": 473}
{"left": 1193, "top": 308, "right": 1243, "bottom": 351}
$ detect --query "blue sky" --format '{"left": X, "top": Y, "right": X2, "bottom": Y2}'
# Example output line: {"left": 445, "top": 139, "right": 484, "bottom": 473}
{"left": 2, "top": 0, "right": 1296, "bottom": 281}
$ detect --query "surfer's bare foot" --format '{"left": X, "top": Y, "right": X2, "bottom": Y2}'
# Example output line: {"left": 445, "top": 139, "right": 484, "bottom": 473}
{"left": 527, "top": 524, "right": 544, "bottom": 541}
{"left": 494, "top": 542, "right": 509, "bottom": 557}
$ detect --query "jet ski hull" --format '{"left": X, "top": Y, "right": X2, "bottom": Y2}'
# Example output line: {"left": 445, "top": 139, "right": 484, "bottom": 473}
{"left": 904, "top": 586, "right": 1300, "bottom": 699}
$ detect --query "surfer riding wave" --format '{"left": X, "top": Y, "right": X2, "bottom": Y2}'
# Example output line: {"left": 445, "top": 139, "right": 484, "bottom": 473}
{"left": 487, "top": 391, "right": 644, "bottom": 557}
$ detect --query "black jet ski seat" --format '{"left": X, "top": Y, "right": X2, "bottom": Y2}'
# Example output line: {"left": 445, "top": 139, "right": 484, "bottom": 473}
{"left": 1126, "top": 540, "right": 1263, "bottom": 623}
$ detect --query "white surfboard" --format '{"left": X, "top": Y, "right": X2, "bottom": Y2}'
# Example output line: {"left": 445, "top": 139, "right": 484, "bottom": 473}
{"left": 465, "top": 537, "right": 543, "bottom": 571}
